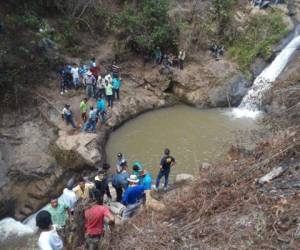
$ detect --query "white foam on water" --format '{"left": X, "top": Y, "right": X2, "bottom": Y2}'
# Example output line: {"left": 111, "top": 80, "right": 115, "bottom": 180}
{"left": 233, "top": 30, "right": 300, "bottom": 118}
{"left": 0, "top": 217, "right": 35, "bottom": 241}
{"left": 0, "top": 188, "right": 77, "bottom": 242}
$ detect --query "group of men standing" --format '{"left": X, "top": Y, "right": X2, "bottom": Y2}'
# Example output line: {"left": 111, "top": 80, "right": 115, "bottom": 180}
{"left": 35, "top": 148, "right": 176, "bottom": 250}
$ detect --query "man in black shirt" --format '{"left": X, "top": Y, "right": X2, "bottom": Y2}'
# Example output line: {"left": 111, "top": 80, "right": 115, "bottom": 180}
{"left": 155, "top": 148, "right": 176, "bottom": 191}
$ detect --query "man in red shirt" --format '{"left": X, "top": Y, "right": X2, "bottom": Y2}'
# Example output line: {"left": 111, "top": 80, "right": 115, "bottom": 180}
{"left": 84, "top": 188, "right": 114, "bottom": 250}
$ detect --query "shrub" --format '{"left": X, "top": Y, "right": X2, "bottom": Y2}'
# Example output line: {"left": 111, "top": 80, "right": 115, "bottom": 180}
{"left": 228, "top": 9, "right": 289, "bottom": 73}
{"left": 113, "top": 0, "right": 177, "bottom": 53}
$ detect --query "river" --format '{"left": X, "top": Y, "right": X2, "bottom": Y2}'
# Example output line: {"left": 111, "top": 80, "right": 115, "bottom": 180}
{"left": 106, "top": 105, "right": 262, "bottom": 179}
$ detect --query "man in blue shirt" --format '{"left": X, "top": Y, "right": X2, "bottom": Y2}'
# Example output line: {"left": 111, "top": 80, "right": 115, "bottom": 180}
{"left": 112, "top": 77, "right": 122, "bottom": 101}
{"left": 96, "top": 96, "right": 106, "bottom": 123}
{"left": 140, "top": 170, "right": 152, "bottom": 190}
{"left": 112, "top": 162, "right": 130, "bottom": 202}
{"left": 122, "top": 175, "right": 145, "bottom": 219}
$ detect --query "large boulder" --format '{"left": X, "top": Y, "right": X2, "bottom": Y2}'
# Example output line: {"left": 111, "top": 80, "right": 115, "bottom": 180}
{"left": 175, "top": 173, "right": 195, "bottom": 183}
{"left": 55, "top": 132, "right": 102, "bottom": 169}
{"left": 208, "top": 73, "right": 251, "bottom": 107}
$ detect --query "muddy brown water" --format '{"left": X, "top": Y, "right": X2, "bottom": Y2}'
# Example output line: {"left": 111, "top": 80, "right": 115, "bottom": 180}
{"left": 106, "top": 105, "right": 263, "bottom": 181}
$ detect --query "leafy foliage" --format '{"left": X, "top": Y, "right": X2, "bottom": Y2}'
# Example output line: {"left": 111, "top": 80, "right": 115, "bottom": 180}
{"left": 113, "top": 0, "right": 177, "bottom": 52}
{"left": 228, "top": 10, "right": 289, "bottom": 72}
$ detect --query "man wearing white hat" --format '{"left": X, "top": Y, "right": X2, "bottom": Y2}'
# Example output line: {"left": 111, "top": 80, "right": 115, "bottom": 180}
{"left": 121, "top": 175, "right": 145, "bottom": 218}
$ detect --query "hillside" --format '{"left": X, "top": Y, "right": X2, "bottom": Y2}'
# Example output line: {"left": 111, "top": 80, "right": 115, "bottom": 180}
{"left": 0, "top": 0, "right": 300, "bottom": 249}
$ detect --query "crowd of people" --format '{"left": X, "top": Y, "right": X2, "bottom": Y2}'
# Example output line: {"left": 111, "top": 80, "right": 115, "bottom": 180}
{"left": 59, "top": 58, "right": 122, "bottom": 132}
{"left": 35, "top": 148, "right": 176, "bottom": 250}
{"left": 153, "top": 46, "right": 186, "bottom": 70}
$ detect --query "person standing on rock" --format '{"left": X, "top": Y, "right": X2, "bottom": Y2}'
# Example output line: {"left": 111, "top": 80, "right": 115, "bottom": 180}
{"left": 80, "top": 98, "right": 88, "bottom": 123}
{"left": 112, "top": 161, "right": 130, "bottom": 202}
{"left": 46, "top": 196, "right": 70, "bottom": 227}
{"left": 178, "top": 50, "right": 186, "bottom": 70}
{"left": 84, "top": 188, "right": 114, "bottom": 250}
{"left": 112, "top": 76, "right": 122, "bottom": 101}
{"left": 73, "top": 177, "right": 94, "bottom": 200}
{"left": 96, "top": 76, "right": 105, "bottom": 98}
{"left": 116, "top": 152, "right": 127, "bottom": 173}
{"left": 121, "top": 175, "right": 145, "bottom": 218}
{"left": 82, "top": 106, "right": 97, "bottom": 133}
{"left": 155, "top": 148, "right": 176, "bottom": 191}
{"left": 94, "top": 163, "right": 112, "bottom": 202}
{"left": 104, "top": 79, "right": 114, "bottom": 108}
{"left": 36, "top": 210, "right": 63, "bottom": 250}
{"left": 96, "top": 96, "right": 106, "bottom": 123}
{"left": 153, "top": 46, "right": 162, "bottom": 65}
{"left": 61, "top": 104, "right": 76, "bottom": 129}
{"left": 71, "top": 63, "right": 80, "bottom": 89}
{"left": 84, "top": 71, "right": 96, "bottom": 99}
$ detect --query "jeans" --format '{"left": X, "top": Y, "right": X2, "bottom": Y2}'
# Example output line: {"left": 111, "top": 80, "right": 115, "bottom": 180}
{"left": 122, "top": 200, "right": 143, "bottom": 219}
{"left": 96, "top": 110, "right": 106, "bottom": 123}
{"left": 96, "top": 88, "right": 105, "bottom": 99}
{"left": 86, "top": 85, "right": 94, "bottom": 99}
{"left": 155, "top": 168, "right": 170, "bottom": 188}
{"left": 106, "top": 95, "right": 113, "bottom": 107}
{"left": 83, "top": 119, "right": 96, "bottom": 132}
{"left": 113, "top": 88, "right": 120, "bottom": 100}
{"left": 60, "top": 80, "right": 66, "bottom": 92}
{"left": 73, "top": 77, "right": 80, "bottom": 88}
{"left": 64, "top": 114, "right": 76, "bottom": 128}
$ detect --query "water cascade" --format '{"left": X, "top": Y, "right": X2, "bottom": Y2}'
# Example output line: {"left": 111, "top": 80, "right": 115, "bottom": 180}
{"left": 233, "top": 27, "right": 300, "bottom": 118}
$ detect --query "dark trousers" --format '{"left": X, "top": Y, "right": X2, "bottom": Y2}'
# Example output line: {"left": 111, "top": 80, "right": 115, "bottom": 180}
{"left": 106, "top": 95, "right": 113, "bottom": 107}
{"left": 113, "top": 88, "right": 120, "bottom": 100}
{"left": 64, "top": 114, "right": 76, "bottom": 128}
{"left": 156, "top": 168, "right": 170, "bottom": 188}
{"left": 114, "top": 186, "right": 123, "bottom": 202}
{"left": 179, "top": 59, "right": 184, "bottom": 70}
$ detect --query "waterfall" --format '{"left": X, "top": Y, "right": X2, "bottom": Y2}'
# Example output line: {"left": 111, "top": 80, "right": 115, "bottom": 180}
{"left": 233, "top": 28, "right": 300, "bottom": 118}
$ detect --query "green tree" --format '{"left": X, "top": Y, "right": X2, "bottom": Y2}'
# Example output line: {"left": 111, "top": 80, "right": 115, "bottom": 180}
{"left": 113, "top": 0, "right": 177, "bottom": 53}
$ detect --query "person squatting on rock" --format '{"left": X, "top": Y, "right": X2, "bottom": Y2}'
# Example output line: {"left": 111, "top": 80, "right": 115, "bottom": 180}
{"left": 61, "top": 104, "right": 76, "bottom": 129}
{"left": 155, "top": 148, "right": 176, "bottom": 191}
{"left": 36, "top": 210, "right": 64, "bottom": 250}
{"left": 84, "top": 188, "right": 115, "bottom": 250}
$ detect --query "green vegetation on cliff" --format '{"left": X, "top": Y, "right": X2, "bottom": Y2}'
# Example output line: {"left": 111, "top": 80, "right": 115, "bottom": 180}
{"left": 112, "top": 0, "right": 177, "bottom": 52}
{"left": 228, "top": 9, "right": 289, "bottom": 73}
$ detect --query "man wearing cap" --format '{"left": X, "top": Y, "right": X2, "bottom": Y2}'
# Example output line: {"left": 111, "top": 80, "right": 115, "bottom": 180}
{"left": 155, "top": 148, "right": 176, "bottom": 191}
{"left": 116, "top": 153, "right": 126, "bottom": 173}
{"left": 36, "top": 210, "right": 63, "bottom": 250}
{"left": 121, "top": 175, "right": 145, "bottom": 218}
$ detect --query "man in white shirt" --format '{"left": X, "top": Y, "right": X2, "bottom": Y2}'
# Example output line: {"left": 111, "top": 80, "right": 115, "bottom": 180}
{"left": 71, "top": 63, "right": 80, "bottom": 88}
{"left": 36, "top": 210, "right": 63, "bottom": 250}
